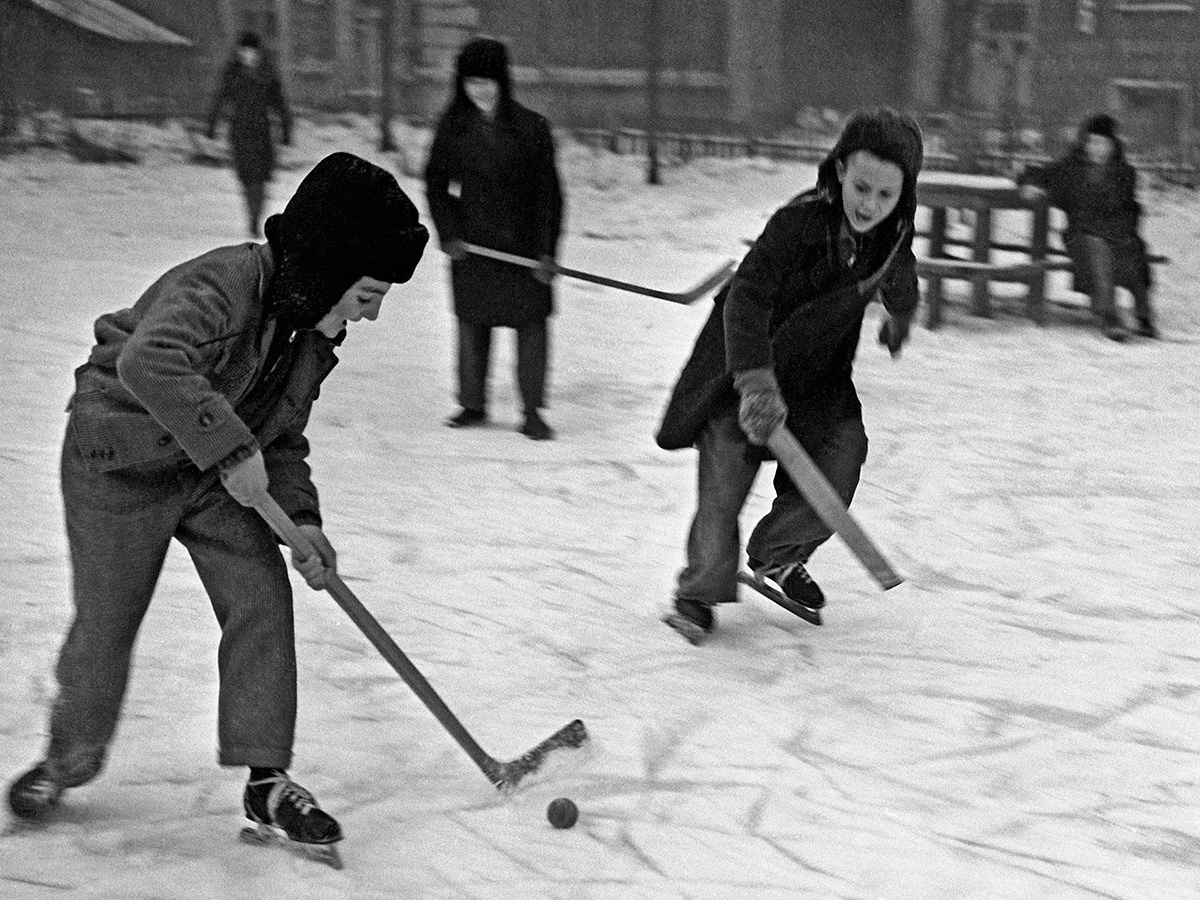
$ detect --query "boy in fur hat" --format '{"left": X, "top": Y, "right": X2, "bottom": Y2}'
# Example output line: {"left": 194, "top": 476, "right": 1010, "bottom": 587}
{"left": 425, "top": 36, "right": 565, "bottom": 440}
{"left": 7, "top": 153, "right": 429, "bottom": 855}
{"left": 657, "top": 108, "right": 923, "bottom": 642}
{"left": 1018, "top": 113, "right": 1157, "bottom": 342}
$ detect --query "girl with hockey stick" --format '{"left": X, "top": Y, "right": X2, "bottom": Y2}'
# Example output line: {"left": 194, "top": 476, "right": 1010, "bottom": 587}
{"left": 656, "top": 108, "right": 923, "bottom": 642}
{"left": 7, "top": 153, "right": 428, "bottom": 863}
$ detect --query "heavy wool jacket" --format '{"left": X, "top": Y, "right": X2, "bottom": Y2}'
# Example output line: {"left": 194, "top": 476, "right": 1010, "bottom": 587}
{"left": 68, "top": 243, "right": 337, "bottom": 525}
{"left": 657, "top": 188, "right": 918, "bottom": 454}
{"left": 207, "top": 58, "right": 292, "bottom": 185}
{"left": 1018, "top": 152, "right": 1152, "bottom": 294}
{"left": 424, "top": 100, "right": 564, "bottom": 326}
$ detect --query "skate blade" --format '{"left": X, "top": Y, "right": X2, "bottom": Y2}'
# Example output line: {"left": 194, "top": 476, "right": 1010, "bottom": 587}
{"left": 239, "top": 823, "right": 344, "bottom": 870}
{"left": 663, "top": 612, "right": 710, "bottom": 645}
{"left": 736, "top": 571, "right": 822, "bottom": 626}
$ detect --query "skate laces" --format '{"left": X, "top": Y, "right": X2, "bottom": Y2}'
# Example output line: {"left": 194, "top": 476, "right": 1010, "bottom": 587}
{"left": 271, "top": 779, "right": 316, "bottom": 817}
{"left": 247, "top": 774, "right": 316, "bottom": 821}
{"left": 25, "top": 769, "right": 61, "bottom": 801}
{"left": 756, "top": 561, "right": 810, "bottom": 588}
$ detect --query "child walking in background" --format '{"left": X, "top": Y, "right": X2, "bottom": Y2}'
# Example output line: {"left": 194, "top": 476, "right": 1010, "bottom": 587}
{"left": 1018, "top": 113, "right": 1157, "bottom": 342}
{"left": 207, "top": 31, "right": 293, "bottom": 238}
{"left": 656, "top": 108, "right": 923, "bottom": 643}
{"left": 7, "top": 153, "right": 428, "bottom": 862}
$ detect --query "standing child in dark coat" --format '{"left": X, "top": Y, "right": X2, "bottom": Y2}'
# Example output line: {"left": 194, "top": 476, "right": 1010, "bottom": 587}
{"left": 207, "top": 31, "right": 293, "bottom": 238}
{"left": 1018, "top": 113, "right": 1157, "bottom": 341}
{"left": 424, "top": 37, "right": 565, "bottom": 440}
{"left": 657, "top": 108, "right": 923, "bottom": 640}
{"left": 7, "top": 153, "right": 429, "bottom": 855}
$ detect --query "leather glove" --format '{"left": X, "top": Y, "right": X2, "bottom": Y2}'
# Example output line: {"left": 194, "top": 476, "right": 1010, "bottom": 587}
{"left": 444, "top": 238, "right": 468, "bottom": 261}
{"left": 878, "top": 314, "right": 910, "bottom": 358}
{"left": 291, "top": 524, "right": 337, "bottom": 591}
{"left": 219, "top": 448, "right": 268, "bottom": 506}
{"left": 733, "top": 368, "right": 787, "bottom": 445}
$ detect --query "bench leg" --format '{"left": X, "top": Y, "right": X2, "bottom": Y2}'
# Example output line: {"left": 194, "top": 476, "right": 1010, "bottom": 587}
{"left": 1026, "top": 271, "right": 1047, "bottom": 325}
{"left": 923, "top": 276, "right": 944, "bottom": 329}
{"left": 970, "top": 274, "right": 992, "bottom": 318}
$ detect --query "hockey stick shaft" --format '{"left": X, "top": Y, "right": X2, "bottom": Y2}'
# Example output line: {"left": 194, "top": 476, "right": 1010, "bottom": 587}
{"left": 766, "top": 426, "right": 903, "bottom": 590}
{"left": 463, "top": 242, "right": 732, "bottom": 304}
{"left": 250, "top": 491, "right": 586, "bottom": 791}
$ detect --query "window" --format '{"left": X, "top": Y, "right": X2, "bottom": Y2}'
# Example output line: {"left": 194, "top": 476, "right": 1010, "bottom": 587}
{"left": 983, "top": 0, "right": 1031, "bottom": 35}
{"left": 1076, "top": 0, "right": 1098, "bottom": 33}
{"left": 1114, "top": 2, "right": 1194, "bottom": 12}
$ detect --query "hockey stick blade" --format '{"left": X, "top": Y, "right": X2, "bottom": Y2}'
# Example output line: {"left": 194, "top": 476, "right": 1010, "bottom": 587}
{"left": 249, "top": 491, "right": 589, "bottom": 793}
{"left": 481, "top": 718, "right": 589, "bottom": 793}
{"left": 464, "top": 242, "right": 733, "bottom": 304}
{"left": 766, "top": 426, "right": 903, "bottom": 590}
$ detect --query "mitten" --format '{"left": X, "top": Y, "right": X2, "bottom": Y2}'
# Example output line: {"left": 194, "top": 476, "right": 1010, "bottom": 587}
{"left": 878, "top": 314, "right": 910, "bottom": 358}
{"left": 733, "top": 368, "right": 787, "bottom": 445}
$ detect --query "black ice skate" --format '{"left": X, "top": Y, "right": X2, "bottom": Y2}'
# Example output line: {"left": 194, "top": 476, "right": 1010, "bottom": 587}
{"left": 7, "top": 763, "right": 65, "bottom": 824}
{"left": 663, "top": 597, "right": 715, "bottom": 645}
{"left": 240, "top": 771, "right": 344, "bottom": 869}
{"left": 739, "top": 560, "right": 825, "bottom": 626}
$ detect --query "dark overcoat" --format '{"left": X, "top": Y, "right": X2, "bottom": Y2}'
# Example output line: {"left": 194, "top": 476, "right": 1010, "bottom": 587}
{"left": 207, "top": 58, "right": 293, "bottom": 186}
{"left": 69, "top": 242, "right": 336, "bottom": 525}
{"left": 424, "top": 98, "right": 564, "bottom": 327}
{"left": 1019, "top": 145, "right": 1152, "bottom": 294}
{"left": 657, "top": 186, "right": 918, "bottom": 458}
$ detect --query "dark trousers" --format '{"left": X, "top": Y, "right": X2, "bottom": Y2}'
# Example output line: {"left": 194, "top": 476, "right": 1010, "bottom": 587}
{"left": 676, "top": 413, "right": 868, "bottom": 605}
{"left": 457, "top": 318, "right": 549, "bottom": 414}
{"left": 45, "top": 425, "right": 297, "bottom": 787}
{"left": 1077, "top": 234, "right": 1154, "bottom": 328}
{"left": 241, "top": 179, "right": 266, "bottom": 238}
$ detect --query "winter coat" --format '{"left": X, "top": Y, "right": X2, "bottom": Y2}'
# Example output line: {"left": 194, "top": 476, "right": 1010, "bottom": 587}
{"left": 424, "top": 97, "right": 564, "bottom": 327}
{"left": 657, "top": 187, "right": 918, "bottom": 457}
{"left": 207, "top": 57, "right": 292, "bottom": 186}
{"left": 1018, "top": 147, "right": 1152, "bottom": 294}
{"left": 67, "top": 242, "right": 337, "bottom": 525}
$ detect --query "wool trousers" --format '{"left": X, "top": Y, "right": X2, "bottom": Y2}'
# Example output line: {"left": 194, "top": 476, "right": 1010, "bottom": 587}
{"left": 45, "top": 423, "right": 296, "bottom": 786}
{"left": 676, "top": 412, "right": 868, "bottom": 605}
{"left": 456, "top": 318, "right": 549, "bottom": 414}
{"left": 1076, "top": 234, "right": 1154, "bottom": 328}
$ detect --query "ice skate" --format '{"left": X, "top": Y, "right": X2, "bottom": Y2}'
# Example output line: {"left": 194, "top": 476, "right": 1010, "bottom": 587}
{"left": 739, "top": 560, "right": 824, "bottom": 626}
{"left": 240, "top": 771, "right": 344, "bottom": 869}
{"left": 7, "top": 763, "right": 65, "bottom": 824}
{"left": 663, "top": 597, "right": 715, "bottom": 645}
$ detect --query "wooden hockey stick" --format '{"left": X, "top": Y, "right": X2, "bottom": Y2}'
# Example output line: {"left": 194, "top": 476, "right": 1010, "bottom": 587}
{"left": 250, "top": 490, "right": 588, "bottom": 793}
{"left": 766, "top": 425, "right": 903, "bottom": 590}
{"left": 464, "top": 242, "right": 733, "bottom": 304}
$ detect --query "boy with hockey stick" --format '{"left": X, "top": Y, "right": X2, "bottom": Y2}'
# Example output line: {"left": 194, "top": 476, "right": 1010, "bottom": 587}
{"left": 656, "top": 108, "right": 923, "bottom": 642}
{"left": 7, "top": 152, "right": 429, "bottom": 861}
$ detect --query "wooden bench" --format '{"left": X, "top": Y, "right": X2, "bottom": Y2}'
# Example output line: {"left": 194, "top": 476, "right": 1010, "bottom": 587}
{"left": 916, "top": 175, "right": 1167, "bottom": 329}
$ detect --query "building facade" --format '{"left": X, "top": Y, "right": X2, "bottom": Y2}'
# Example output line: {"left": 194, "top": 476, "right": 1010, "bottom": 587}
{"left": 4, "top": 1, "right": 1196, "bottom": 158}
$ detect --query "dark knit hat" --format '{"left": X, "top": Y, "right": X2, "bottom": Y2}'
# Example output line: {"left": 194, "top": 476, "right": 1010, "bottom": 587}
{"left": 237, "top": 31, "right": 261, "bottom": 50}
{"left": 263, "top": 152, "right": 429, "bottom": 327}
{"left": 1083, "top": 113, "right": 1118, "bottom": 140}
{"left": 457, "top": 37, "right": 510, "bottom": 82}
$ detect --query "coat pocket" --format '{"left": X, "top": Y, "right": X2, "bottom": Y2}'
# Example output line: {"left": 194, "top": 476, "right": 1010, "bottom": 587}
{"left": 69, "top": 391, "right": 182, "bottom": 473}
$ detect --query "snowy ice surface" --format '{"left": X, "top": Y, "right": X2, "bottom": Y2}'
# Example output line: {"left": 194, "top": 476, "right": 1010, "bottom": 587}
{"left": 2, "top": 123, "right": 1199, "bottom": 899}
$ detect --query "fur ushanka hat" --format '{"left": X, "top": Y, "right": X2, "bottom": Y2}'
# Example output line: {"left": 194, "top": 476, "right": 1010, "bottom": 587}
{"left": 264, "top": 152, "right": 429, "bottom": 327}
{"left": 1083, "top": 113, "right": 1119, "bottom": 140}
{"left": 451, "top": 37, "right": 514, "bottom": 116}
{"left": 817, "top": 107, "right": 925, "bottom": 220}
